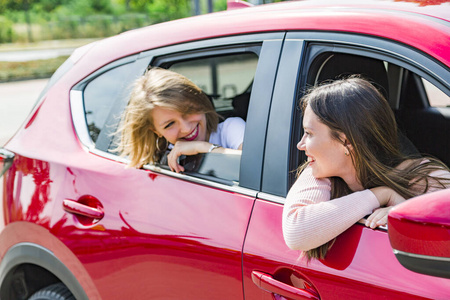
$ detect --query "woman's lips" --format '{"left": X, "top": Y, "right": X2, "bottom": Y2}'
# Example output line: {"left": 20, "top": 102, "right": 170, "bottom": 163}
{"left": 183, "top": 124, "right": 199, "bottom": 141}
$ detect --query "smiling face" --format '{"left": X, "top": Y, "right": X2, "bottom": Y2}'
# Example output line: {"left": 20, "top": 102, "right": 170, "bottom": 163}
{"left": 151, "top": 106, "right": 208, "bottom": 144}
{"left": 298, "top": 105, "right": 356, "bottom": 181}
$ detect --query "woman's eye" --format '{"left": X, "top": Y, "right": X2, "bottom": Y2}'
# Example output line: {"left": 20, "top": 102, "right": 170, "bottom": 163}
{"left": 164, "top": 122, "right": 174, "bottom": 129}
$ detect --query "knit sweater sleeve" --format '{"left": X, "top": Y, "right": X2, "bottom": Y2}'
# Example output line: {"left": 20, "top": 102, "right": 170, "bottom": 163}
{"left": 424, "top": 168, "right": 450, "bottom": 192}
{"left": 282, "top": 166, "right": 380, "bottom": 251}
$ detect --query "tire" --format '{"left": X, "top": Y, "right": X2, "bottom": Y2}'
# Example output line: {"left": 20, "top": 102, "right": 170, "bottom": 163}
{"left": 28, "top": 283, "right": 75, "bottom": 300}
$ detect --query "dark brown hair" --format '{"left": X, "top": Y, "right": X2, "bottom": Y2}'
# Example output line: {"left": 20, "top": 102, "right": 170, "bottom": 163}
{"left": 298, "top": 77, "right": 449, "bottom": 260}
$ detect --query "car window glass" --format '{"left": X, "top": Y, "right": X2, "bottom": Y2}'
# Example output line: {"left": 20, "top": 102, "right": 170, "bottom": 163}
{"left": 422, "top": 78, "right": 450, "bottom": 107}
{"left": 156, "top": 52, "right": 260, "bottom": 185}
{"left": 170, "top": 53, "right": 258, "bottom": 118}
{"left": 397, "top": 70, "right": 450, "bottom": 167}
{"left": 84, "top": 63, "right": 136, "bottom": 143}
{"left": 294, "top": 50, "right": 450, "bottom": 186}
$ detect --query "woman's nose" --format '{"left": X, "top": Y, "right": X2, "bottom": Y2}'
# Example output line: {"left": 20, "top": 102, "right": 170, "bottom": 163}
{"left": 297, "top": 135, "right": 306, "bottom": 151}
{"left": 179, "top": 119, "right": 190, "bottom": 134}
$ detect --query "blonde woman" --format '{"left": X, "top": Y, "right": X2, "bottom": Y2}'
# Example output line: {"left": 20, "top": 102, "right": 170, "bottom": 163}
{"left": 117, "top": 67, "right": 245, "bottom": 172}
{"left": 282, "top": 77, "right": 450, "bottom": 261}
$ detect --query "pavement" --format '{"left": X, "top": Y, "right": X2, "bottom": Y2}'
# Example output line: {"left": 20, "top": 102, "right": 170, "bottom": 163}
{"left": 0, "top": 48, "right": 76, "bottom": 62}
{"left": 0, "top": 39, "right": 98, "bottom": 146}
{"left": 0, "top": 79, "right": 49, "bottom": 146}
{"left": 0, "top": 39, "right": 99, "bottom": 62}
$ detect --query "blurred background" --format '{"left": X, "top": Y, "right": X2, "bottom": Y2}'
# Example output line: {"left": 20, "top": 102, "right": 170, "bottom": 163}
{"left": 0, "top": 0, "right": 285, "bottom": 82}
{"left": 0, "top": 0, "right": 285, "bottom": 146}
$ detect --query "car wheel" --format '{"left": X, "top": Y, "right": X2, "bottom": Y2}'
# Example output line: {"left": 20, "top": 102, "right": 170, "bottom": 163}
{"left": 28, "top": 283, "right": 75, "bottom": 300}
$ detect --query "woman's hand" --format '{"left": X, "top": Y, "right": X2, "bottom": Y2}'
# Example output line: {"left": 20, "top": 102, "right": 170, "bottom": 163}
{"left": 366, "top": 186, "right": 406, "bottom": 229}
{"left": 365, "top": 207, "right": 392, "bottom": 229}
{"left": 167, "top": 141, "right": 210, "bottom": 173}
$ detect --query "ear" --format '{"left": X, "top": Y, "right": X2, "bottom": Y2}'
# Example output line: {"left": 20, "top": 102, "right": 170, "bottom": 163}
{"left": 339, "top": 133, "right": 354, "bottom": 152}
{"left": 151, "top": 129, "right": 162, "bottom": 137}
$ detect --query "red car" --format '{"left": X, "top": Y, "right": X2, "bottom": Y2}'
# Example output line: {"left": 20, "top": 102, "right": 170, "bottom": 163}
{"left": 1, "top": 0, "right": 450, "bottom": 299}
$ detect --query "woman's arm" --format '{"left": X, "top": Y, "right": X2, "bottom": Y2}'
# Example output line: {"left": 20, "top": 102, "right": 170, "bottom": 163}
{"left": 168, "top": 117, "right": 245, "bottom": 173}
{"left": 365, "top": 167, "right": 450, "bottom": 228}
{"left": 282, "top": 166, "right": 380, "bottom": 251}
{"left": 167, "top": 140, "right": 241, "bottom": 173}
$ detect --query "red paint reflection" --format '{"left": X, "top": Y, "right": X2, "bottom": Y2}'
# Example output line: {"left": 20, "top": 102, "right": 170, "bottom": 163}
{"left": 3, "top": 156, "right": 52, "bottom": 227}
{"left": 395, "top": 0, "right": 450, "bottom": 6}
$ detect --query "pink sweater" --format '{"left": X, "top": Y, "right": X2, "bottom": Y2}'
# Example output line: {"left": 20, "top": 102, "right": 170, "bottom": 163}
{"left": 282, "top": 165, "right": 450, "bottom": 251}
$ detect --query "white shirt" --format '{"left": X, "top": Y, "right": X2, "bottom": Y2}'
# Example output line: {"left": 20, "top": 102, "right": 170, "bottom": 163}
{"left": 209, "top": 117, "right": 245, "bottom": 150}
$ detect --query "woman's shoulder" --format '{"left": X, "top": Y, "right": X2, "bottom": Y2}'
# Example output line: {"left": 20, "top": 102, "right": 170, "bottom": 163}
{"left": 222, "top": 117, "right": 245, "bottom": 126}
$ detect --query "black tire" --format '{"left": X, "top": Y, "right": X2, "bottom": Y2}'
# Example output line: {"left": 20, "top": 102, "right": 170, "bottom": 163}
{"left": 28, "top": 283, "right": 75, "bottom": 300}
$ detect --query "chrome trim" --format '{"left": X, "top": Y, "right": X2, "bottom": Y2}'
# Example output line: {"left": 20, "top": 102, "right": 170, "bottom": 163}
{"left": 70, "top": 90, "right": 94, "bottom": 151}
{"left": 394, "top": 249, "right": 450, "bottom": 262}
{"left": 87, "top": 147, "right": 258, "bottom": 197}
{"left": 256, "top": 192, "right": 285, "bottom": 204}
{"left": 143, "top": 164, "right": 258, "bottom": 198}
{"left": 90, "top": 148, "right": 128, "bottom": 163}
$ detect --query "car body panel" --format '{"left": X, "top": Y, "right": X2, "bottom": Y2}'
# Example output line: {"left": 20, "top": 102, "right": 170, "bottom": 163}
{"left": 1, "top": 0, "right": 450, "bottom": 299}
{"left": 243, "top": 199, "right": 450, "bottom": 299}
{"left": 2, "top": 153, "right": 255, "bottom": 298}
{"left": 388, "top": 188, "right": 450, "bottom": 258}
{"left": 0, "top": 222, "right": 100, "bottom": 300}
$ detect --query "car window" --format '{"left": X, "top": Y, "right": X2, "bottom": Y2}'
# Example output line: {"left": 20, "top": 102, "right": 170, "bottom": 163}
{"left": 293, "top": 50, "right": 450, "bottom": 185}
{"left": 422, "top": 78, "right": 450, "bottom": 107}
{"left": 83, "top": 62, "right": 137, "bottom": 143}
{"left": 148, "top": 51, "right": 260, "bottom": 184}
{"left": 169, "top": 53, "right": 258, "bottom": 120}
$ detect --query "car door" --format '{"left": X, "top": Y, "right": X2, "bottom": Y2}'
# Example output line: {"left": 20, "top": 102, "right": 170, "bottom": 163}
{"left": 56, "top": 33, "right": 284, "bottom": 299}
{"left": 243, "top": 33, "right": 450, "bottom": 299}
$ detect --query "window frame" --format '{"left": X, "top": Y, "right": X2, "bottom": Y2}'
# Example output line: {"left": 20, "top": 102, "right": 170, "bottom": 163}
{"left": 259, "top": 31, "right": 450, "bottom": 200}
{"left": 70, "top": 32, "right": 285, "bottom": 194}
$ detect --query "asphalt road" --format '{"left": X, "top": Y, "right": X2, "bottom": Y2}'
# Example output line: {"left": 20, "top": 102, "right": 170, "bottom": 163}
{"left": 0, "top": 79, "right": 48, "bottom": 146}
{"left": 0, "top": 48, "right": 75, "bottom": 62}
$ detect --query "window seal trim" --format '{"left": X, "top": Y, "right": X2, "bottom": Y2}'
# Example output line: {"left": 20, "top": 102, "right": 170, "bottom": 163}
{"left": 70, "top": 90, "right": 93, "bottom": 151}
{"left": 143, "top": 164, "right": 258, "bottom": 198}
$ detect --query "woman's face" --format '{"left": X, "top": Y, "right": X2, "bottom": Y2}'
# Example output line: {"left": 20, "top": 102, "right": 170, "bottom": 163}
{"left": 298, "top": 105, "right": 355, "bottom": 180}
{"left": 151, "top": 106, "right": 207, "bottom": 145}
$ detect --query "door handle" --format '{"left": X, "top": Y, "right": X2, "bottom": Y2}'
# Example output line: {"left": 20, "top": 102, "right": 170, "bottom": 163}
{"left": 63, "top": 197, "right": 104, "bottom": 220}
{"left": 252, "top": 270, "right": 320, "bottom": 300}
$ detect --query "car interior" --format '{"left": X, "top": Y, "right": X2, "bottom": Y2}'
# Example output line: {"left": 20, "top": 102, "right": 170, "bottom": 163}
{"left": 307, "top": 52, "right": 450, "bottom": 167}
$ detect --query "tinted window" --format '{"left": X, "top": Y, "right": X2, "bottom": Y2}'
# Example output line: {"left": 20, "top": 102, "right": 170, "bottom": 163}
{"left": 84, "top": 63, "right": 136, "bottom": 143}
{"left": 299, "top": 50, "right": 450, "bottom": 174}
{"left": 422, "top": 78, "right": 450, "bottom": 107}
{"left": 170, "top": 53, "right": 258, "bottom": 118}
{"left": 155, "top": 51, "right": 260, "bottom": 184}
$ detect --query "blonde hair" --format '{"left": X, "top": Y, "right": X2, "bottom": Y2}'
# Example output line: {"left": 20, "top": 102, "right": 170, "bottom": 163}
{"left": 116, "top": 67, "right": 219, "bottom": 168}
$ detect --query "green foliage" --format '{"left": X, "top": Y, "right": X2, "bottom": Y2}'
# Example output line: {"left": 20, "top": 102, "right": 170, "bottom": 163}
{"left": 0, "top": 16, "right": 14, "bottom": 43}
{"left": 0, "top": 0, "right": 233, "bottom": 43}
{"left": 146, "top": 0, "right": 191, "bottom": 23}
{"left": 214, "top": 0, "right": 227, "bottom": 12}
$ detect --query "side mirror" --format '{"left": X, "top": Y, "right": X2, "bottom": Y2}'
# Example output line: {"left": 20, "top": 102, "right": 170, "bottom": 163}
{"left": 388, "top": 189, "right": 450, "bottom": 279}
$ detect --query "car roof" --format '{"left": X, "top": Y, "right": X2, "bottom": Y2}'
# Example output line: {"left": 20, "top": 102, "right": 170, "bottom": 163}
{"left": 73, "top": 0, "right": 450, "bottom": 80}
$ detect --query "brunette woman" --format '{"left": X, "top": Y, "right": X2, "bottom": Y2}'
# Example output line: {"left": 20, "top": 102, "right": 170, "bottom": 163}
{"left": 282, "top": 77, "right": 450, "bottom": 261}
